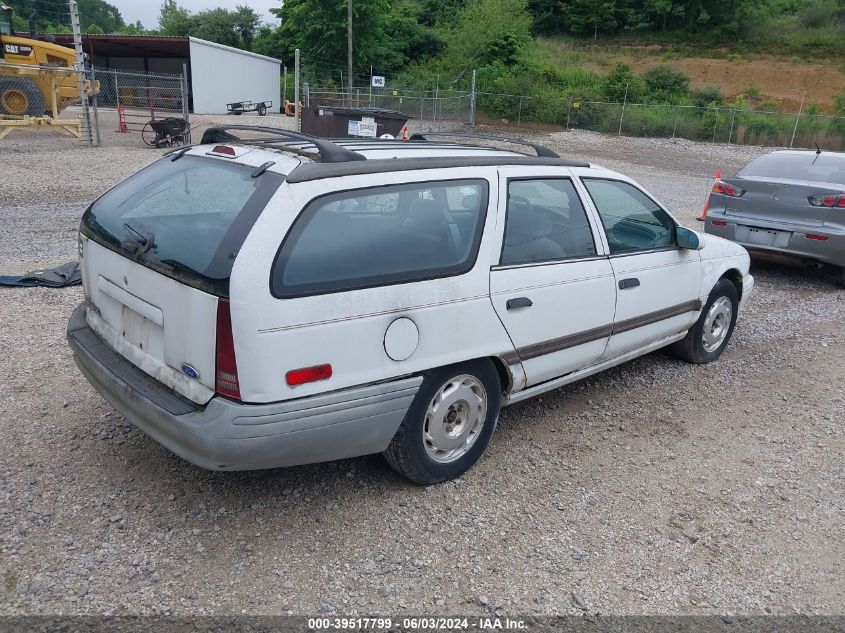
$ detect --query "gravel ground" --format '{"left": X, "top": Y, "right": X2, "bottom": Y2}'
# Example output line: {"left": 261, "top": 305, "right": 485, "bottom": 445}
{"left": 0, "top": 123, "right": 843, "bottom": 617}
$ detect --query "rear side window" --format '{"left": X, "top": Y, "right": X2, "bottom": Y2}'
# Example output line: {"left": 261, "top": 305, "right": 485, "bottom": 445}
{"left": 582, "top": 179, "right": 675, "bottom": 254}
{"left": 272, "top": 179, "right": 488, "bottom": 298}
{"left": 501, "top": 178, "right": 596, "bottom": 265}
{"left": 82, "top": 155, "right": 282, "bottom": 295}
{"left": 739, "top": 152, "right": 845, "bottom": 185}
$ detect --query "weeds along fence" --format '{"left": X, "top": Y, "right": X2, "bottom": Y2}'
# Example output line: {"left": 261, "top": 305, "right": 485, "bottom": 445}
{"left": 475, "top": 92, "right": 845, "bottom": 150}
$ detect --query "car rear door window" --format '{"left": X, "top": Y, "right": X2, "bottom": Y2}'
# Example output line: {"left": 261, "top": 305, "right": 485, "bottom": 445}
{"left": 582, "top": 178, "right": 676, "bottom": 254}
{"left": 272, "top": 179, "right": 488, "bottom": 298}
{"left": 501, "top": 178, "right": 596, "bottom": 265}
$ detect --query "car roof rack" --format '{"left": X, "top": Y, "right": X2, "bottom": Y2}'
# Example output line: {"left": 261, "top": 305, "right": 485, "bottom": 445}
{"left": 408, "top": 132, "right": 560, "bottom": 158}
{"left": 200, "top": 125, "right": 366, "bottom": 163}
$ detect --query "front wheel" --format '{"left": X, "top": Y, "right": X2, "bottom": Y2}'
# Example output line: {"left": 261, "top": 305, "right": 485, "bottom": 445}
{"left": 384, "top": 361, "right": 501, "bottom": 485}
{"left": 671, "top": 278, "right": 739, "bottom": 364}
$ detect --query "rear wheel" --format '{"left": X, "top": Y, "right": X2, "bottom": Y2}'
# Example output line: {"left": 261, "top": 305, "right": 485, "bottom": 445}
{"left": 384, "top": 361, "right": 501, "bottom": 485}
{"left": 671, "top": 279, "right": 739, "bottom": 364}
{"left": 0, "top": 78, "right": 46, "bottom": 117}
{"left": 839, "top": 266, "right": 845, "bottom": 289}
{"left": 258, "top": 103, "right": 267, "bottom": 116}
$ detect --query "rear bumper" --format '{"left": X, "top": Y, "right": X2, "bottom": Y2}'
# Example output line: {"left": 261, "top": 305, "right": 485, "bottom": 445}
{"left": 704, "top": 216, "right": 845, "bottom": 268}
{"left": 67, "top": 303, "right": 422, "bottom": 471}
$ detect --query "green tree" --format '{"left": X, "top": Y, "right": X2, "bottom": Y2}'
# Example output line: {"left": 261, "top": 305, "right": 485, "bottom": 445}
{"left": 273, "top": 0, "right": 394, "bottom": 72}
{"left": 118, "top": 20, "right": 147, "bottom": 35}
{"left": 643, "top": 0, "right": 684, "bottom": 30}
{"left": 6, "top": 0, "right": 124, "bottom": 33}
{"left": 568, "top": 0, "right": 618, "bottom": 39}
{"left": 441, "top": 0, "right": 532, "bottom": 70}
{"left": 641, "top": 65, "right": 690, "bottom": 102}
{"left": 190, "top": 8, "right": 239, "bottom": 48}
{"left": 78, "top": 0, "right": 124, "bottom": 32}
{"left": 158, "top": 0, "right": 191, "bottom": 36}
{"left": 527, "top": 0, "right": 567, "bottom": 34}
{"left": 602, "top": 62, "right": 642, "bottom": 102}
{"left": 232, "top": 5, "right": 261, "bottom": 50}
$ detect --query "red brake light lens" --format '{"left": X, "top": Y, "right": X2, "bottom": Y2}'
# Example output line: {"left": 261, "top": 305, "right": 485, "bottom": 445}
{"left": 211, "top": 145, "right": 236, "bottom": 157}
{"left": 804, "top": 234, "right": 829, "bottom": 241}
{"left": 712, "top": 180, "right": 745, "bottom": 197}
{"left": 711, "top": 220, "right": 728, "bottom": 226}
{"left": 215, "top": 299, "right": 241, "bottom": 400}
{"left": 808, "top": 194, "right": 843, "bottom": 207}
{"left": 286, "top": 364, "right": 333, "bottom": 386}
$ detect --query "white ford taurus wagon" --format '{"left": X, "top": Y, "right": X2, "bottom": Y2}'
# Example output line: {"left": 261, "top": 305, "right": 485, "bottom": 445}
{"left": 67, "top": 127, "right": 754, "bottom": 484}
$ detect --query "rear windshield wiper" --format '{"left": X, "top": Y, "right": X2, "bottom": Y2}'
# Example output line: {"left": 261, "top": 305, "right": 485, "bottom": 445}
{"left": 123, "top": 223, "right": 149, "bottom": 246}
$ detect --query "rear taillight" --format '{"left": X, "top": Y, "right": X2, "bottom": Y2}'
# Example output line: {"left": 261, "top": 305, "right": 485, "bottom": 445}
{"left": 215, "top": 299, "right": 241, "bottom": 400}
{"left": 804, "top": 234, "right": 829, "bottom": 241}
{"left": 712, "top": 180, "right": 745, "bottom": 197}
{"left": 711, "top": 220, "right": 728, "bottom": 226}
{"left": 808, "top": 194, "right": 845, "bottom": 207}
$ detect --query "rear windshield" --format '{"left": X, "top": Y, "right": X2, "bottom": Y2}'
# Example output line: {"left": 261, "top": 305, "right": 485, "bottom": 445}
{"left": 739, "top": 152, "right": 845, "bottom": 185}
{"left": 82, "top": 155, "right": 282, "bottom": 295}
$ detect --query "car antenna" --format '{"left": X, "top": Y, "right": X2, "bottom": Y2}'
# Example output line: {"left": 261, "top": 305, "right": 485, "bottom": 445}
{"left": 812, "top": 143, "right": 822, "bottom": 165}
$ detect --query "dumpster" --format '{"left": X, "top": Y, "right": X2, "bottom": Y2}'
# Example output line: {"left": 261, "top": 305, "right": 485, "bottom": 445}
{"left": 301, "top": 106, "right": 410, "bottom": 138}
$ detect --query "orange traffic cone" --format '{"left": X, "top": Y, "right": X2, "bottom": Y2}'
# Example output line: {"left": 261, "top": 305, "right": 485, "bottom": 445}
{"left": 401, "top": 126, "right": 410, "bottom": 141}
{"left": 697, "top": 170, "right": 721, "bottom": 221}
{"left": 117, "top": 105, "right": 128, "bottom": 133}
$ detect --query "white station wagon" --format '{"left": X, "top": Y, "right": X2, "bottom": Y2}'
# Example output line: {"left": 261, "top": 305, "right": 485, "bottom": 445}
{"left": 68, "top": 127, "right": 754, "bottom": 484}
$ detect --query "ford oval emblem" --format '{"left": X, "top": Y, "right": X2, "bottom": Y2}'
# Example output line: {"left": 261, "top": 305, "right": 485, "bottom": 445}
{"left": 180, "top": 363, "right": 200, "bottom": 380}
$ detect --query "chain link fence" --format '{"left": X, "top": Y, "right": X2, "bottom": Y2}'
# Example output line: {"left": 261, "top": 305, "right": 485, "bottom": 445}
{"left": 293, "top": 71, "right": 845, "bottom": 150}
{"left": 302, "top": 85, "right": 473, "bottom": 134}
{"left": 89, "top": 67, "right": 189, "bottom": 147}
{"left": 0, "top": 65, "right": 189, "bottom": 147}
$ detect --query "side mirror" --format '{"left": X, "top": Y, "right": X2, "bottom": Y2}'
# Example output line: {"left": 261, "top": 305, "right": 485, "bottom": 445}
{"left": 676, "top": 226, "right": 702, "bottom": 250}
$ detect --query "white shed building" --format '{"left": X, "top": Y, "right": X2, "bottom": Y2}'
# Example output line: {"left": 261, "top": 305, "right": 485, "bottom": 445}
{"left": 188, "top": 37, "right": 281, "bottom": 114}
{"left": 64, "top": 34, "right": 282, "bottom": 115}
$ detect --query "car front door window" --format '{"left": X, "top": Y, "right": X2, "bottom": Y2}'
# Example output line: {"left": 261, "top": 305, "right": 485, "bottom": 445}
{"left": 582, "top": 178, "right": 676, "bottom": 253}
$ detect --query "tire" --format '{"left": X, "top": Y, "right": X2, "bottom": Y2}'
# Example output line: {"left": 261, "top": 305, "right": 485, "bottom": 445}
{"left": 0, "top": 77, "right": 47, "bottom": 117}
{"left": 839, "top": 266, "right": 845, "bottom": 289}
{"left": 671, "top": 278, "right": 739, "bottom": 364}
{"left": 258, "top": 104, "right": 267, "bottom": 116}
{"left": 383, "top": 360, "right": 501, "bottom": 485}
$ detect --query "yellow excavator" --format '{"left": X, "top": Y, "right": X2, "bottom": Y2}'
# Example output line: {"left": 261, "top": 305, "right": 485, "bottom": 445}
{"left": 1, "top": 3, "right": 94, "bottom": 117}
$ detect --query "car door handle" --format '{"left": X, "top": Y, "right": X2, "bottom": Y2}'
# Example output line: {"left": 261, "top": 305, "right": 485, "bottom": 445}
{"left": 506, "top": 297, "right": 533, "bottom": 310}
{"left": 618, "top": 278, "right": 640, "bottom": 290}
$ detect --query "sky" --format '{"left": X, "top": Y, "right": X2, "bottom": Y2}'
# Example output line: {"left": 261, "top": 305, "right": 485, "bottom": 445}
{"left": 110, "top": 0, "right": 281, "bottom": 30}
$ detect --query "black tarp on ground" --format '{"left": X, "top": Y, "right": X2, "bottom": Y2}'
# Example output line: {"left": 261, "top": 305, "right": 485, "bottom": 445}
{"left": 0, "top": 262, "right": 81, "bottom": 288}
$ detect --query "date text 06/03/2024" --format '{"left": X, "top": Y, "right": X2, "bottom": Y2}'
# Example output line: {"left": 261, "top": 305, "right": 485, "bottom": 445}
{"left": 306, "top": 617, "right": 528, "bottom": 630}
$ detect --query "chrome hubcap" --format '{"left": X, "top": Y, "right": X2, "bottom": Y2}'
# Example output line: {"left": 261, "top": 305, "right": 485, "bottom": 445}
{"left": 702, "top": 296, "right": 733, "bottom": 353}
{"left": 423, "top": 374, "right": 487, "bottom": 464}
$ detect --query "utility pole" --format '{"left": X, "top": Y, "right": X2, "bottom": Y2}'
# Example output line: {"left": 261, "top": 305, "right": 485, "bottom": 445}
{"left": 347, "top": 0, "right": 353, "bottom": 105}
{"left": 68, "top": 0, "right": 92, "bottom": 146}
{"left": 294, "top": 48, "right": 300, "bottom": 132}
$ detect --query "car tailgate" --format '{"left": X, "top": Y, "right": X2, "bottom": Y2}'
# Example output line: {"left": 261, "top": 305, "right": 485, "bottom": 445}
{"left": 81, "top": 238, "right": 218, "bottom": 405}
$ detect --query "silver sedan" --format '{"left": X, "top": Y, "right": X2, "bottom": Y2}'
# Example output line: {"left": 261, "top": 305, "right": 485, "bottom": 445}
{"left": 703, "top": 149, "right": 845, "bottom": 286}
